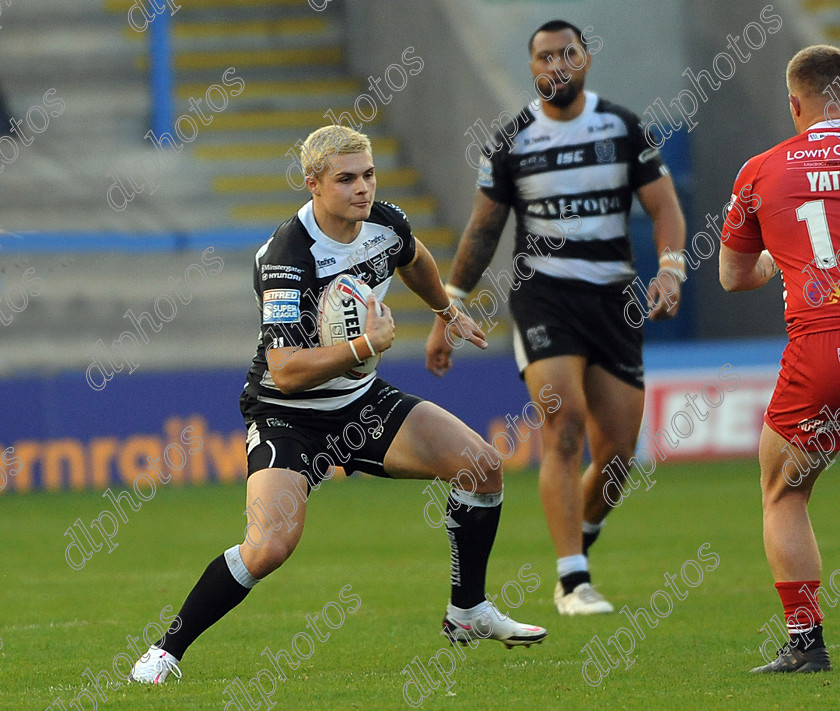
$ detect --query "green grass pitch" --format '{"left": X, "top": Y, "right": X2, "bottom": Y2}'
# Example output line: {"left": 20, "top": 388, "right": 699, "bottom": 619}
{"left": 3, "top": 460, "right": 840, "bottom": 710}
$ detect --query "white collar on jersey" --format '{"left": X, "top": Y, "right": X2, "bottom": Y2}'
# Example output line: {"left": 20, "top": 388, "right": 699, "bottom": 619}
{"left": 297, "top": 200, "right": 370, "bottom": 252}
{"left": 533, "top": 90, "right": 598, "bottom": 127}
{"left": 806, "top": 120, "right": 840, "bottom": 132}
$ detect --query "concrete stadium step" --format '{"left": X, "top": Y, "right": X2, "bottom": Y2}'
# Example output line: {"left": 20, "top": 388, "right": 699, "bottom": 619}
{"left": 7, "top": 86, "right": 145, "bottom": 121}
{"left": 104, "top": 0, "right": 313, "bottom": 11}
{"left": 823, "top": 22, "right": 840, "bottom": 41}
{"left": 191, "top": 137, "right": 401, "bottom": 172}
{"left": 179, "top": 64, "right": 359, "bottom": 84}
{"left": 176, "top": 15, "right": 326, "bottom": 35}
{"left": 126, "top": 22, "right": 343, "bottom": 52}
{"left": 185, "top": 122, "right": 391, "bottom": 144}
{"left": 413, "top": 227, "right": 457, "bottom": 249}
{"left": 801, "top": 0, "right": 840, "bottom": 40}
{"left": 802, "top": 0, "right": 840, "bottom": 10}
{"left": 6, "top": 0, "right": 137, "bottom": 22}
{"left": 176, "top": 78, "right": 363, "bottom": 112}
{"left": 0, "top": 200, "right": 236, "bottom": 232}
{"left": 138, "top": 46, "right": 343, "bottom": 72}
{"left": 388, "top": 260, "right": 454, "bottom": 288}
{"left": 179, "top": 77, "right": 360, "bottom": 99}
{"left": 122, "top": 16, "right": 331, "bottom": 41}
{"left": 191, "top": 136, "right": 399, "bottom": 165}
{"left": 193, "top": 108, "right": 379, "bottom": 133}
{"left": 0, "top": 24, "right": 143, "bottom": 82}
{"left": 26, "top": 92, "right": 148, "bottom": 144}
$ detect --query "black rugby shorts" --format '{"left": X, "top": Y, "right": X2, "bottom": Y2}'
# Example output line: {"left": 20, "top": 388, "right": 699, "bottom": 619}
{"left": 241, "top": 379, "right": 423, "bottom": 487}
{"left": 508, "top": 272, "right": 644, "bottom": 389}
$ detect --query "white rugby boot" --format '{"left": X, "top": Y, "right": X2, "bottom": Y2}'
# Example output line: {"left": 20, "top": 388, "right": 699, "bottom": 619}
{"left": 442, "top": 600, "right": 547, "bottom": 649}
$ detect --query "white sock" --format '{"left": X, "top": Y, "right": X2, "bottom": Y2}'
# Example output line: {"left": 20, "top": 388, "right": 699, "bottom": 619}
{"left": 450, "top": 487, "right": 503, "bottom": 508}
{"left": 224, "top": 545, "right": 260, "bottom": 589}
{"left": 557, "top": 554, "right": 588, "bottom": 579}
{"left": 582, "top": 520, "right": 604, "bottom": 534}
{"left": 448, "top": 599, "right": 489, "bottom": 616}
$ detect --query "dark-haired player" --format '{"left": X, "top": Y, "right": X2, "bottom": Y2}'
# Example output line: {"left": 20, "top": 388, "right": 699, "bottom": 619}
{"left": 129, "top": 125, "right": 546, "bottom": 683}
{"left": 720, "top": 44, "right": 840, "bottom": 674}
{"left": 427, "top": 20, "right": 686, "bottom": 615}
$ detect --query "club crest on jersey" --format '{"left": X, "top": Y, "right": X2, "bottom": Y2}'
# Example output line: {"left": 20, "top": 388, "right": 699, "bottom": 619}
{"left": 262, "top": 289, "right": 300, "bottom": 323}
{"left": 526, "top": 325, "right": 550, "bottom": 349}
{"left": 595, "top": 139, "right": 616, "bottom": 164}
{"left": 368, "top": 252, "right": 389, "bottom": 281}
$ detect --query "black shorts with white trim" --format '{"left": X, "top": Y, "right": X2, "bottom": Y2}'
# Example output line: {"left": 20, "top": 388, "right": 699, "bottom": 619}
{"left": 240, "top": 378, "right": 423, "bottom": 487}
{"left": 508, "top": 271, "right": 644, "bottom": 389}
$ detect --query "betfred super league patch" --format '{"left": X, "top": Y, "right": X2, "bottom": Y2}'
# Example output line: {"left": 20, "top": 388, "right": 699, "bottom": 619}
{"left": 262, "top": 289, "right": 300, "bottom": 324}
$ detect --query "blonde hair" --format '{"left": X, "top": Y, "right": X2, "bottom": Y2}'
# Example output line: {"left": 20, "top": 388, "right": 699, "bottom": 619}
{"left": 787, "top": 44, "right": 840, "bottom": 98}
{"left": 301, "top": 125, "right": 372, "bottom": 178}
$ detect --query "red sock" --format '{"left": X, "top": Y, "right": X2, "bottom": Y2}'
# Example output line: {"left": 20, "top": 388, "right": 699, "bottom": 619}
{"left": 775, "top": 580, "right": 824, "bottom": 635}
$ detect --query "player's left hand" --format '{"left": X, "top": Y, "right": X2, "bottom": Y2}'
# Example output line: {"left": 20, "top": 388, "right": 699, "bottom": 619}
{"left": 425, "top": 308, "right": 487, "bottom": 376}
{"left": 647, "top": 269, "right": 682, "bottom": 320}
{"left": 426, "top": 317, "right": 454, "bottom": 376}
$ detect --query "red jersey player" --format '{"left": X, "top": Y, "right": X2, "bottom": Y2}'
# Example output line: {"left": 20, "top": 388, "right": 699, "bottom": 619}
{"left": 720, "top": 44, "right": 840, "bottom": 674}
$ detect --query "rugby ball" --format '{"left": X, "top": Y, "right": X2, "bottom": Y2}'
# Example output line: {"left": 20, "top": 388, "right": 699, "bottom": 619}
{"left": 317, "top": 274, "right": 382, "bottom": 379}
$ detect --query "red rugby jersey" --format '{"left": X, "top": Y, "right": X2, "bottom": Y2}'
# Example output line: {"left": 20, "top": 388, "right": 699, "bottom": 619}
{"left": 723, "top": 120, "right": 840, "bottom": 337}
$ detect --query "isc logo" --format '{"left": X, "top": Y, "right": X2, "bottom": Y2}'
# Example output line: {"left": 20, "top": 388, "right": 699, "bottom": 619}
{"left": 557, "top": 149, "right": 584, "bottom": 165}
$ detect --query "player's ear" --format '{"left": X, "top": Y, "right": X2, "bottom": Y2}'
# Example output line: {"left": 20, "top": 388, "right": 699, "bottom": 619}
{"left": 789, "top": 93, "right": 801, "bottom": 117}
{"left": 577, "top": 45, "right": 592, "bottom": 77}
{"left": 305, "top": 173, "right": 321, "bottom": 196}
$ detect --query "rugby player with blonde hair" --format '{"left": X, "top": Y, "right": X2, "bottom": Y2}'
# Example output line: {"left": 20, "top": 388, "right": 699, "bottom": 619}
{"left": 128, "top": 125, "right": 547, "bottom": 684}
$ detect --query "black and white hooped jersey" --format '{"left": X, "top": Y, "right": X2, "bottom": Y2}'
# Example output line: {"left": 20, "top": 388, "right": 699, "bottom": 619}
{"left": 479, "top": 91, "right": 668, "bottom": 289}
{"left": 242, "top": 200, "right": 416, "bottom": 411}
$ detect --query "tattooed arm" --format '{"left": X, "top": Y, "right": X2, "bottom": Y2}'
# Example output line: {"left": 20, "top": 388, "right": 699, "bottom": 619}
{"left": 446, "top": 191, "right": 511, "bottom": 294}
{"left": 425, "top": 190, "right": 510, "bottom": 376}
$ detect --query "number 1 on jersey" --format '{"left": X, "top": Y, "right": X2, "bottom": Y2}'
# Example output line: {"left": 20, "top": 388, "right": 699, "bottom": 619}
{"left": 797, "top": 199, "right": 837, "bottom": 269}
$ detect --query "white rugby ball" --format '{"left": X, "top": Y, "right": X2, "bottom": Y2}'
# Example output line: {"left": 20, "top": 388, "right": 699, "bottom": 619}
{"left": 317, "top": 274, "right": 382, "bottom": 379}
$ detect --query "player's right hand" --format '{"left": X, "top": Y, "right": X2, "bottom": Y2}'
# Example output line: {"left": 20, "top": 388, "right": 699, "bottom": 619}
{"left": 365, "top": 293, "right": 395, "bottom": 354}
{"left": 447, "top": 309, "right": 487, "bottom": 351}
{"left": 647, "top": 270, "right": 682, "bottom": 321}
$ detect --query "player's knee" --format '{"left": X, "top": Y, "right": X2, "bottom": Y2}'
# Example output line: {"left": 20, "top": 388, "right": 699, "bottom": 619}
{"left": 762, "top": 475, "right": 809, "bottom": 507}
{"left": 242, "top": 535, "right": 297, "bottom": 578}
{"left": 458, "top": 438, "right": 502, "bottom": 492}
{"left": 542, "top": 410, "right": 586, "bottom": 461}
{"left": 475, "top": 453, "right": 502, "bottom": 492}
{"left": 246, "top": 551, "right": 285, "bottom": 579}
{"left": 595, "top": 450, "right": 635, "bottom": 483}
